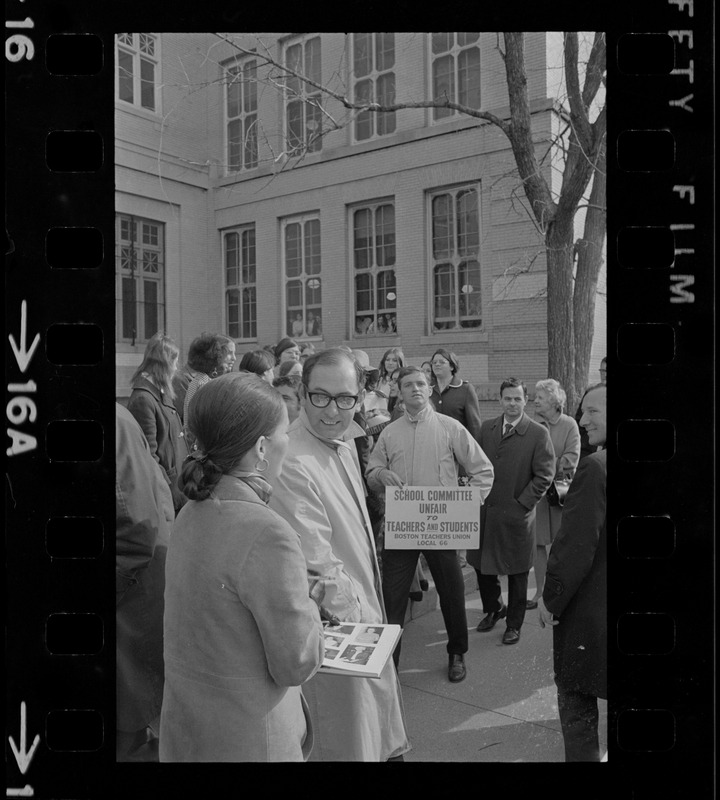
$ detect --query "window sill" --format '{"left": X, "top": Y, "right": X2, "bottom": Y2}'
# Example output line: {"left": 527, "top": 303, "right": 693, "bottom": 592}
{"left": 419, "top": 330, "right": 488, "bottom": 346}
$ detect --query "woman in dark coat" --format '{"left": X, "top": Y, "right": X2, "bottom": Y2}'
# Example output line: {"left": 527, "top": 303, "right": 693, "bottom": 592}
{"left": 429, "top": 348, "right": 482, "bottom": 442}
{"left": 127, "top": 333, "right": 189, "bottom": 514}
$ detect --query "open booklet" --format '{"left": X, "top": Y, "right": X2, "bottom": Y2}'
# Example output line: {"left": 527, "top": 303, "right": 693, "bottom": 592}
{"left": 319, "top": 622, "right": 403, "bottom": 678}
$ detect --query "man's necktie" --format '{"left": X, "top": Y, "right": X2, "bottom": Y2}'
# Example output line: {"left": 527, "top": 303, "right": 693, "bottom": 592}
{"left": 504, "top": 423, "right": 512, "bottom": 437}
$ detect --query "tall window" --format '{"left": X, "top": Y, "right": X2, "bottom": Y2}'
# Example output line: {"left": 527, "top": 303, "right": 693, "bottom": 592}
{"left": 116, "top": 214, "right": 165, "bottom": 344}
{"left": 225, "top": 226, "right": 257, "bottom": 340}
{"left": 283, "top": 216, "right": 322, "bottom": 338}
{"left": 225, "top": 58, "right": 258, "bottom": 172}
{"left": 284, "top": 35, "right": 322, "bottom": 154}
{"left": 431, "top": 33, "right": 480, "bottom": 120}
{"left": 353, "top": 202, "right": 397, "bottom": 336}
{"left": 430, "top": 186, "right": 482, "bottom": 330}
{"left": 116, "top": 33, "right": 159, "bottom": 112}
{"left": 352, "top": 33, "right": 396, "bottom": 141}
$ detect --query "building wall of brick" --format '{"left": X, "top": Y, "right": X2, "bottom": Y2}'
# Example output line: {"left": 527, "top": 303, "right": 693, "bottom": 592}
{"left": 115, "top": 32, "right": 606, "bottom": 401}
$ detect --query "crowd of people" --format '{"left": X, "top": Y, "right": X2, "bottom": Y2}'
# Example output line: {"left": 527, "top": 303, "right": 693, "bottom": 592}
{"left": 116, "top": 330, "right": 607, "bottom": 763}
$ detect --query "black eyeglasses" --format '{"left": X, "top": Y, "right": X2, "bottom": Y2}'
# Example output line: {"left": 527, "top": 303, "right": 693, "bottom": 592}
{"left": 307, "top": 392, "right": 360, "bottom": 410}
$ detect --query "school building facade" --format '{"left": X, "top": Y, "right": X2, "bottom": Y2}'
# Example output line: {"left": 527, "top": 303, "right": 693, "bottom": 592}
{"left": 115, "top": 32, "right": 606, "bottom": 412}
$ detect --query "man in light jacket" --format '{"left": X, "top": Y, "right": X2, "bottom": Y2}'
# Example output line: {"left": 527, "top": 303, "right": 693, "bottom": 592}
{"left": 270, "top": 348, "right": 410, "bottom": 762}
{"left": 366, "top": 366, "right": 494, "bottom": 683}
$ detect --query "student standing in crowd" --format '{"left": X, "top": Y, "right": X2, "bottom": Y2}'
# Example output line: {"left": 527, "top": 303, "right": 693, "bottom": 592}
{"left": 576, "top": 356, "right": 606, "bottom": 461}
{"left": 539, "top": 383, "right": 607, "bottom": 761}
{"left": 367, "top": 366, "right": 494, "bottom": 682}
{"left": 127, "top": 333, "right": 189, "bottom": 514}
{"left": 468, "top": 378, "right": 555, "bottom": 645}
{"left": 270, "top": 349, "right": 409, "bottom": 762}
{"left": 376, "top": 347, "right": 405, "bottom": 414}
{"left": 273, "top": 374, "right": 302, "bottom": 425}
{"left": 238, "top": 348, "right": 275, "bottom": 383}
{"left": 160, "top": 373, "right": 325, "bottom": 762}
{"left": 274, "top": 337, "right": 301, "bottom": 376}
{"left": 116, "top": 404, "right": 174, "bottom": 762}
{"left": 527, "top": 379, "right": 581, "bottom": 609}
{"left": 181, "top": 333, "right": 236, "bottom": 449}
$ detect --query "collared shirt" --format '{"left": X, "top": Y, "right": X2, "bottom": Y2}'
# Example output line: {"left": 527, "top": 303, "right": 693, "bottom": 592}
{"left": 366, "top": 402, "right": 494, "bottom": 501}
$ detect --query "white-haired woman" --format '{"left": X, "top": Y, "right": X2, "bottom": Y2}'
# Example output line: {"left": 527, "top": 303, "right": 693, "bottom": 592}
{"left": 527, "top": 379, "right": 581, "bottom": 609}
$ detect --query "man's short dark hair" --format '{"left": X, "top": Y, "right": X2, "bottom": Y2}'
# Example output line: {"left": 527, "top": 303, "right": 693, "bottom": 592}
{"left": 273, "top": 374, "right": 301, "bottom": 392}
{"left": 397, "top": 365, "right": 427, "bottom": 389}
{"left": 302, "top": 348, "right": 364, "bottom": 393}
{"left": 499, "top": 377, "right": 527, "bottom": 398}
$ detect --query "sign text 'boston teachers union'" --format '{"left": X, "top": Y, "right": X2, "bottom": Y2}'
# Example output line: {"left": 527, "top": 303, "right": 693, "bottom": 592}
{"left": 384, "top": 486, "right": 481, "bottom": 549}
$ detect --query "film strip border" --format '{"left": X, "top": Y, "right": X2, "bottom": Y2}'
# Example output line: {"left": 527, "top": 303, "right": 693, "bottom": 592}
{"left": 4, "top": 9, "right": 714, "bottom": 798}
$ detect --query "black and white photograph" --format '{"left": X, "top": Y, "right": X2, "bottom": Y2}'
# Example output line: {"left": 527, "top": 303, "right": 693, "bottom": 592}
{"left": 4, "top": 8, "right": 715, "bottom": 796}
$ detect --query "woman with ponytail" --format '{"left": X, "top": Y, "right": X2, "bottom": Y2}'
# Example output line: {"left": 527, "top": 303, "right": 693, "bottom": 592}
{"left": 160, "top": 373, "right": 325, "bottom": 762}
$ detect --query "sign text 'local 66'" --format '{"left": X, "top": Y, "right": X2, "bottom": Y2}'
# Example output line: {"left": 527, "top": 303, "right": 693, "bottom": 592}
{"left": 384, "top": 486, "right": 481, "bottom": 550}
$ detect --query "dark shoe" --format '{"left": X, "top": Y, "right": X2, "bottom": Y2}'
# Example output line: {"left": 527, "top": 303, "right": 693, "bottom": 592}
{"left": 448, "top": 654, "right": 466, "bottom": 683}
{"left": 409, "top": 591, "right": 423, "bottom": 602}
{"left": 476, "top": 604, "right": 507, "bottom": 632}
{"left": 526, "top": 598, "right": 538, "bottom": 610}
{"left": 502, "top": 627, "right": 521, "bottom": 645}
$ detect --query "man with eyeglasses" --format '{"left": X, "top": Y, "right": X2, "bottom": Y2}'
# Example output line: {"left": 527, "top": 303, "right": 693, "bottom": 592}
{"left": 270, "top": 348, "right": 409, "bottom": 763}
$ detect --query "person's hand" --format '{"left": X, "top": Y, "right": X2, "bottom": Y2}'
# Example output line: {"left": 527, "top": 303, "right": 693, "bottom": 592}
{"left": 538, "top": 596, "right": 558, "bottom": 628}
{"left": 379, "top": 469, "right": 404, "bottom": 487}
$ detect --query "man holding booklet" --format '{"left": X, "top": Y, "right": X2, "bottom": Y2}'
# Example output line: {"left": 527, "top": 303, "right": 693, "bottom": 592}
{"left": 367, "top": 365, "right": 494, "bottom": 683}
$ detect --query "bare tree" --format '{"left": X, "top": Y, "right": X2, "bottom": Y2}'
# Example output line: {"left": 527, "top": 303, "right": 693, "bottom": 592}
{"left": 212, "top": 31, "right": 606, "bottom": 411}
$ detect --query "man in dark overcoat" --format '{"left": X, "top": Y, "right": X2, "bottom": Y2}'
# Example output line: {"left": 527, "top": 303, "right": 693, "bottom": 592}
{"left": 539, "top": 383, "right": 607, "bottom": 761}
{"left": 116, "top": 403, "right": 174, "bottom": 761}
{"left": 467, "top": 377, "right": 555, "bottom": 644}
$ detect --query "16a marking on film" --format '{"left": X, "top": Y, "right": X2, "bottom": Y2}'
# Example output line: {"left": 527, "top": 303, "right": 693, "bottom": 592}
{"left": 7, "top": 301, "right": 40, "bottom": 456}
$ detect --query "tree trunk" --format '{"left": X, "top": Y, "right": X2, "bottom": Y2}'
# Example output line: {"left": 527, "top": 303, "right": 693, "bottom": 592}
{"left": 573, "top": 144, "right": 607, "bottom": 406}
{"left": 545, "top": 213, "right": 578, "bottom": 413}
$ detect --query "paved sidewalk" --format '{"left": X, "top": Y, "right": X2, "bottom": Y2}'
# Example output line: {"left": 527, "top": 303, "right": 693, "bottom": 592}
{"left": 396, "top": 565, "right": 608, "bottom": 762}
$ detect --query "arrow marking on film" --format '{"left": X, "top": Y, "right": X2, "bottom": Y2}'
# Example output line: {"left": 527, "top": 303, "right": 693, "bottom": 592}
{"left": 8, "top": 301, "right": 41, "bottom": 374}
{"left": 8, "top": 702, "right": 40, "bottom": 776}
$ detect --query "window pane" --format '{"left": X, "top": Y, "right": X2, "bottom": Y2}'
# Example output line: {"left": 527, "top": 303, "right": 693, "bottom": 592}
{"left": 119, "top": 246, "right": 134, "bottom": 272}
{"left": 118, "top": 33, "right": 133, "bottom": 46}
{"left": 287, "top": 99, "right": 304, "bottom": 150}
{"left": 242, "top": 229, "right": 256, "bottom": 284}
{"left": 432, "top": 33, "right": 452, "bottom": 54}
{"left": 305, "top": 276, "right": 321, "bottom": 306}
{"left": 458, "top": 32, "right": 480, "bottom": 46}
{"left": 139, "top": 33, "right": 155, "bottom": 56}
{"left": 225, "top": 232, "right": 239, "bottom": 286}
{"left": 375, "top": 204, "right": 395, "bottom": 266}
{"left": 243, "top": 60, "right": 257, "bottom": 112}
{"left": 353, "top": 33, "right": 372, "bottom": 78}
{"left": 456, "top": 188, "right": 479, "bottom": 255}
{"left": 227, "top": 69, "right": 241, "bottom": 119}
{"left": 142, "top": 251, "right": 159, "bottom": 273}
{"left": 285, "top": 223, "right": 302, "bottom": 277}
{"left": 227, "top": 289, "right": 239, "bottom": 339}
{"left": 306, "top": 309, "right": 321, "bottom": 336}
{"left": 305, "top": 37, "right": 321, "bottom": 83}
{"left": 140, "top": 58, "right": 155, "bottom": 110}
{"left": 355, "top": 79, "right": 373, "bottom": 141}
{"left": 228, "top": 119, "right": 242, "bottom": 171}
{"left": 459, "top": 260, "right": 482, "bottom": 323}
{"left": 434, "top": 263, "right": 455, "bottom": 322}
{"left": 122, "top": 277, "right": 136, "bottom": 339}
{"left": 286, "top": 280, "right": 302, "bottom": 309}
{"left": 242, "top": 287, "right": 256, "bottom": 338}
{"left": 143, "top": 280, "right": 159, "bottom": 339}
{"left": 306, "top": 99, "right": 322, "bottom": 152}
{"left": 432, "top": 54, "right": 454, "bottom": 119}
{"left": 458, "top": 47, "right": 481, "bottom": 109}
{"left": 375, "top": 33, "right": 395, "bottom": 71}
{"left": 432, "top": 194, "right": 453, "bottom": 258}
{"left": 304, "top": 219, "right": 321, "bottom": 275}
{"left": 118, "top": 50, "right": 134, "bottom": 103}
{"left": 355, "top": 273, "right": 373, "bottom": 312}
{"left": 377, "top": 269, "right": 397, "bottom": 310}
{"left": 376, "top": 73, "right": 396, "bottom": 135}
{"left": 285, "top": 43, "right": 302, "bottom": 93}
{"left": 142, "top": 223, "right": 158, "bottom": 246}
{"left": 353, "top": 208, "right": 372, "bottom": 269}
{"left": 244, "top": 115, "right": 258, "bottom": 169}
